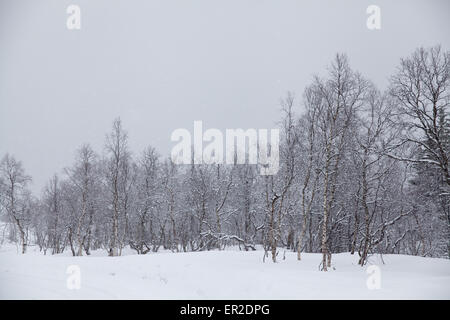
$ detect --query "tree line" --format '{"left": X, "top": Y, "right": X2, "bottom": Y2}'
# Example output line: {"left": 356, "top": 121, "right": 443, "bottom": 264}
{"left": 0, "top": 45, "right": 448, "bottom": 269}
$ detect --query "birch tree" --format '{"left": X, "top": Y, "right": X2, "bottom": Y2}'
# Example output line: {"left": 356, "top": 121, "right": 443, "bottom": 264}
{"left": 314, "top": 54, "right": 368, "bottom": 270}
{"left": 64, "top": 144, "right": 98, "bottom": 256}
{"left": 389, "top": 45, "right": 449, "bottom": 188}
{"left": 104, "top": 118, "right": 130, "bottom": 256}
{"left": 0, "top": 154, "right": 32, "bottom": 253}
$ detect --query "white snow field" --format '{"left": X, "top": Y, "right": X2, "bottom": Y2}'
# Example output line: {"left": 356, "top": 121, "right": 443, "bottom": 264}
{"left": 0, "top": 244, "right": 449, "bottom": 299}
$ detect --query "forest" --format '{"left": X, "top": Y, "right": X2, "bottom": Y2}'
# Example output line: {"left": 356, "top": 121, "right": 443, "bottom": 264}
{"left": 1, "top": 45, "right": 448, "bottom": 271}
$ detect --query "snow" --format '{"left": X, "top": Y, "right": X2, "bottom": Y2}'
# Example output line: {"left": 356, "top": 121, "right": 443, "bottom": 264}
{"left": 0, "top": 244, "right": 449, "bottom": 299}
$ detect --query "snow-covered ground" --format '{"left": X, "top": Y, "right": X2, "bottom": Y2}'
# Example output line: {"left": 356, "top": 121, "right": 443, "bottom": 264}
{"left": 0, "top": 244, "right": 449, "bottom": 299}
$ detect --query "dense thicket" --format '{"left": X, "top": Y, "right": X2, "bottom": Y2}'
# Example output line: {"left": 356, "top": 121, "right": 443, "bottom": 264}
{"left": 1, "top": 46, "right": 448, "bottom": 269}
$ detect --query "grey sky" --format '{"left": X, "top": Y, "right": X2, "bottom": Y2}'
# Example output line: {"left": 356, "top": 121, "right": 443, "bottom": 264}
{"left": 1, "top": 0, "right": 449, "bottom": 195}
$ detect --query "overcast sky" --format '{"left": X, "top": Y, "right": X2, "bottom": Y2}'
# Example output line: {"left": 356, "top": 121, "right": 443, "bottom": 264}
{"left": 0, "top": 0, "right": 449, "bottom": 194}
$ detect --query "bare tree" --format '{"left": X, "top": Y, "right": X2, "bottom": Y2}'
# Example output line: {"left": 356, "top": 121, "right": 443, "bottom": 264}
{"left": 263, "top": 93, "right": 297, "bottom": 263}
{"left": 64, "top": 144, "right": 98, "bottom": 256}
{"left": 389, "top": 45, "right": 449, "bottom": 188}
{"left": 389, "top": 45, "right": 450, "bottom": 258}
{"left": 314, "top": 54, "right": 368, "bottom": 270}
{"left": 42, "top": 174, "right": 63, "bottom": 254}
{"left": 104, "top": 118, "right": 130, "bottom": 256}
{"left": 297, "top": 86, "right": 322, "bottom": 260}
{"left": 130, "top": 147, "right": 159, "bottom": 254}
{"left": 0, "top": 154, "right": 32, "bottom": 253}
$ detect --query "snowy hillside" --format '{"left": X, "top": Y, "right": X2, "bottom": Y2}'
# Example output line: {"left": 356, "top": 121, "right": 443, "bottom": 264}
{"left": 0, "top": 245, "right": 449, "bottom": 299}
